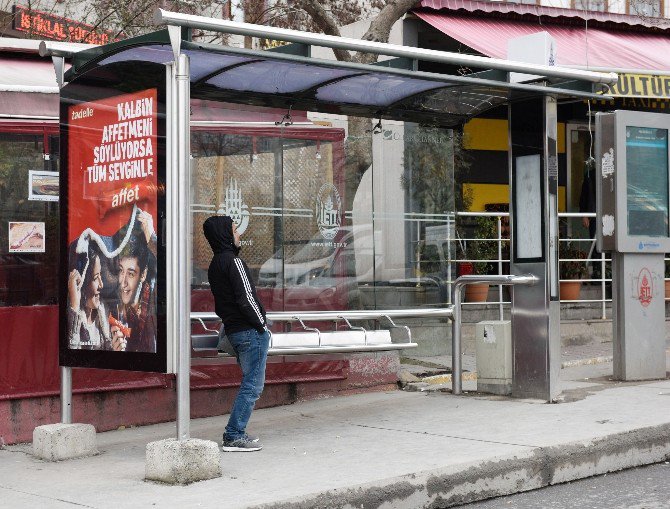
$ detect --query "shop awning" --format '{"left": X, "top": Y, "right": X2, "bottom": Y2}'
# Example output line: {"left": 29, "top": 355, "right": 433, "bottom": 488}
{"left": 0, "top": 57, "right": 59, "bottom": 92}
{"left": 413, "top": 11, "right": 670, "bottom": 72}
{"left": 0, "top": 57, "right": 59, "bottom": 118}
{"left": 417, "top": 0, "right": 667, "bottom": 30}
{"left": 66, "top": 33, "right": 610, "bottom": 127}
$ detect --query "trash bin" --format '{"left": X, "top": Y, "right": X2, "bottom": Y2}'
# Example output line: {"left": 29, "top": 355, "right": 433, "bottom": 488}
{"left": 475, "top": 320, "right": 512, "bottom": 395}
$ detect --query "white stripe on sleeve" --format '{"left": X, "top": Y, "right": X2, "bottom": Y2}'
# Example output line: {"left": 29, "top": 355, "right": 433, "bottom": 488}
{"left": 234, "top": 257, "right": 264, "bottom": 325}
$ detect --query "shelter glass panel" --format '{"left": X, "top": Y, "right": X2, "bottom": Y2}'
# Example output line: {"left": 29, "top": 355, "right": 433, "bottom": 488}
{"left": 190, "top": 109, "right": 457, "bottom": 319}
{"left": 191, "top": 129, "right": 281, "bottom": 315}
{"left": 369, "top": 122, "right": 455, "bottom": 310}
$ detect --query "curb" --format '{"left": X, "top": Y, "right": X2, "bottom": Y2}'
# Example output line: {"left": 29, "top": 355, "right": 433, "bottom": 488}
{"left": 561, "top": 356, "right": 613, "bottom": 368}
{"left": 253, "top": 423, "right": 670, "bottom": 509}
{"left": 422, "top": 372, "right": 478, "bottom": 384}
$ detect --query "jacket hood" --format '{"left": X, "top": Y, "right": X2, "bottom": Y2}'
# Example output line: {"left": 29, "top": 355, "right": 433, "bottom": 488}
{"left": 203, "top": 215, "right": 239, "bottom": 255}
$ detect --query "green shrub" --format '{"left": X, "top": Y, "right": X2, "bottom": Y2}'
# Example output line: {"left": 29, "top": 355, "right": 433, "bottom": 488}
{"left": 466, "top": 217, "right": 498, "bottom": 275}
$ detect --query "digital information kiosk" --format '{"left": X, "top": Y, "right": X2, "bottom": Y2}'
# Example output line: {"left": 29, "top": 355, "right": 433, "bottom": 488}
{"left": 596, "top": 110, "right": 670, "bottom": 380}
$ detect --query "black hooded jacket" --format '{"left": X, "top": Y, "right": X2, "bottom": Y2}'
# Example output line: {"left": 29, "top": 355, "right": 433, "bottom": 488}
{"left": 203, "top": 215, "right": 267, "bottom": 334}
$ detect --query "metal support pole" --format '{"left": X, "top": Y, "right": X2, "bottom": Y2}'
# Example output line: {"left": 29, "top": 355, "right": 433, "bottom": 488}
{"left": 497, "top": 216, "right": 503, "bottom": 320}
{"left": 60, "top": 366, "right": 72, "bottom": 424}
{"left": 600, "top": 251, "right": 607, "bottom": 320}
{"left": 56, "top": 49, "right": 70, "bottom": 427}
{"left": 447, "top": 219, "right": 453, "bottom": 305}
{"left": 452, "top": 280, "right": 464, "bottom": 396}
{"left": 166, "top": 60, "right": 178, "bottom": 411}
{"left": 451, "top": 274, "right": 537, "bottom": 395}
{"left": 175, "top": 53, "right": 191, "bottom": 441}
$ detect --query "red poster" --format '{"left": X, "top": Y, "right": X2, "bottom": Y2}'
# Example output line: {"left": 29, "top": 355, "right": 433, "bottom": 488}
{"left": 66, "top": 89, "right": 159, "bottom": 354}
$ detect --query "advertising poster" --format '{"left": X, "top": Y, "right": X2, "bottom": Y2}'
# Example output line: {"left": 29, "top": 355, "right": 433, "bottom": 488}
{"left": 65, "top": 88, "right": 162, "bottom": 365}
{"left": 9, "top": 221, "right": 45, "bottom": 252}
{"left": 28, "top": 170, "right": 59, "bottom": 201}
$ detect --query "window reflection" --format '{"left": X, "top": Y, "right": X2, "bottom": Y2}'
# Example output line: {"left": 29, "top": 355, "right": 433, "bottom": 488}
{"left": 191, "top": 114, "right": 457, "bottom": 316}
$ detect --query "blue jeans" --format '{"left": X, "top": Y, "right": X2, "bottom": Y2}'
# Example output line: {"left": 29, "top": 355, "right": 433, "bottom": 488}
{"left": 224, "top": 328, "right": 270, "bottom": 441}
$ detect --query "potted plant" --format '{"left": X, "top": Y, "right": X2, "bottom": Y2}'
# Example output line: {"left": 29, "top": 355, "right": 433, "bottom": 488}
{"left": 559, "top": 240, "right": 588, "bottom": 300}
{"left": 463, "top": 216, "right": 498, "bottom": 302}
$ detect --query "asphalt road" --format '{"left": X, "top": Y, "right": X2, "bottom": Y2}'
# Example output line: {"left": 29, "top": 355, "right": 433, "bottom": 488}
{"left": 458, "top": 462, "right": 670, "bottom": 509}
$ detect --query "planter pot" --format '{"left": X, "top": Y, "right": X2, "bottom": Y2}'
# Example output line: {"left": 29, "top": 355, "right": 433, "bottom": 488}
{"left": 665, "top": 280, "right": 670, "bottom": 298}
{"left": 458, "top": 262, "right": 474, "bottom": 277}
{"left": 559, "top": 281, "right": 582, "bottom": 300}
{"left": 465, "top": 284, "right": 489, "bottom": 303}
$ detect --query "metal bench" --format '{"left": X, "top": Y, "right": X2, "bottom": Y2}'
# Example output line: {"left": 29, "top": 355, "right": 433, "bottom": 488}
{"left": 191, "top": 309, "right": 454, "bottom": 355}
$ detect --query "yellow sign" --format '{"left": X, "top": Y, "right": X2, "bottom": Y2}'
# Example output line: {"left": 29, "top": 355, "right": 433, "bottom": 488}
{"left": 604, "top": 73, "right": 670, "bottom": 99}
{"left": 260, "top": 38, "right": 288, "bottom": 50}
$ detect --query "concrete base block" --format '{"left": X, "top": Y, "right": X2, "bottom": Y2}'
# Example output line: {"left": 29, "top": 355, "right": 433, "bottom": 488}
{"left": 477, "top": 380, "right": 512, "bottom": 395}
{"left": 33, "top": 423, "right": 97, "bottom": 461}
{"left": 145, "top": 438, "right": 222, "bottom": 485}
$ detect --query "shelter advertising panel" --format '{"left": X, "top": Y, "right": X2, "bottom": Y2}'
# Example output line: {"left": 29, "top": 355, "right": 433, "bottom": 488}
{"left": 61, "top": 86, "right": 167, "bottom": 372}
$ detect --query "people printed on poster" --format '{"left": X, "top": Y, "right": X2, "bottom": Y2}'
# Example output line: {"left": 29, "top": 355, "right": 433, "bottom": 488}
{"left": 66, "top": 209, "right": 157, "bottom": 352}
{"left": 66, "top": 88, "right": 159, "bottom": 353}
{"left": 109, "top": 210, "right": 157, "bottom": 353}
{"left": 67, "top": 242, "right": 112, "bottom": 350}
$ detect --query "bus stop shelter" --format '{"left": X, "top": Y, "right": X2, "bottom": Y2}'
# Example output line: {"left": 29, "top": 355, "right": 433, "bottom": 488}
{"left": 41, "top": 9, "right": 616, "bottom": 482}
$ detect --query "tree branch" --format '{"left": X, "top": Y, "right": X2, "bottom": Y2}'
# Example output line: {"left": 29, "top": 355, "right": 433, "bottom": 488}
{"left": 357, "top": 0, "right": 418, "bottom": 64}
{"left": 294, "top": 0, "right": 352, "bottom": 62}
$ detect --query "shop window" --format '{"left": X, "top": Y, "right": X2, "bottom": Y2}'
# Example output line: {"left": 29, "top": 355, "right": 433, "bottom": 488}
{"left": 0, "top": 130, "right": 59, "bottom": 307}
{"left": 627, "top": 0, "right": 663, "bottom": 16}
{"left": 572, "top": 0, "right": 607, "bottom": 11}
{"left": 48, "top": 134, "right": 60, "bottom": 172}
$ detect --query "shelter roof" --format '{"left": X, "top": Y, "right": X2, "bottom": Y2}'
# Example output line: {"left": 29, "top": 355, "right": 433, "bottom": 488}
{"left": 64, "top": 29, "right": 610, "bottom": 127}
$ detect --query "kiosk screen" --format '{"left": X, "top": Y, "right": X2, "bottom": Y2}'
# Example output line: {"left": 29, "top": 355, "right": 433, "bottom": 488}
{"left": 625, "top": 126, "right": 669, "bottom": 237}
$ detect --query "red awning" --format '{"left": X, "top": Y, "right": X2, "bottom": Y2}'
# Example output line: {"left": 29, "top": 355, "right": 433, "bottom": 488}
{"left": 417, "top": 0, "right": 666, "bottom": 30}
{"left": 414, "top": 10, "right": 670, "bottom": 71}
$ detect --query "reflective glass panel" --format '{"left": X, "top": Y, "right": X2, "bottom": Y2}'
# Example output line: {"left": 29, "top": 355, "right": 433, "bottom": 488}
{"left": 316, "top": 74, "right": 445, "bottom": 107}
{"left": 206, "top": 61, "right": 359, "bottom": 95}
{"left": 370, "top": 122, "right": 455, "bottom": 309}
{"left": 191, "top": 129, "right": 280, "bottom": 315}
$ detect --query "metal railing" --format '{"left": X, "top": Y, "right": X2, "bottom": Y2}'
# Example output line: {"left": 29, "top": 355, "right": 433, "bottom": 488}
{"left": 450, "top": 211, "right": 622, "bottom": 321}
{"left": 193, "top": 278, "right": 548, "bottom": 397}
{"left": 190, "top": 308, "right": 453, "bottom": 356}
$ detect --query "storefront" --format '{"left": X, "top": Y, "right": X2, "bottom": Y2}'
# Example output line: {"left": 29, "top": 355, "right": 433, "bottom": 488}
{"left": 0, "top": 39, "right": 61, "bottom": 402}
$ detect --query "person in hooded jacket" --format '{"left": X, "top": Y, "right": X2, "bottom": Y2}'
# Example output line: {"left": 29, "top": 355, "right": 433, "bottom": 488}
{"left": 203, "top": 215, "right": 269, "bottom": 452}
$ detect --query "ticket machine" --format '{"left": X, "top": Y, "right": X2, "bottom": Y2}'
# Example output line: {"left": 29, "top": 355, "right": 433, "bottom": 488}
{"left": 596, "top": 110, "right": 670, "bottom": 380}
